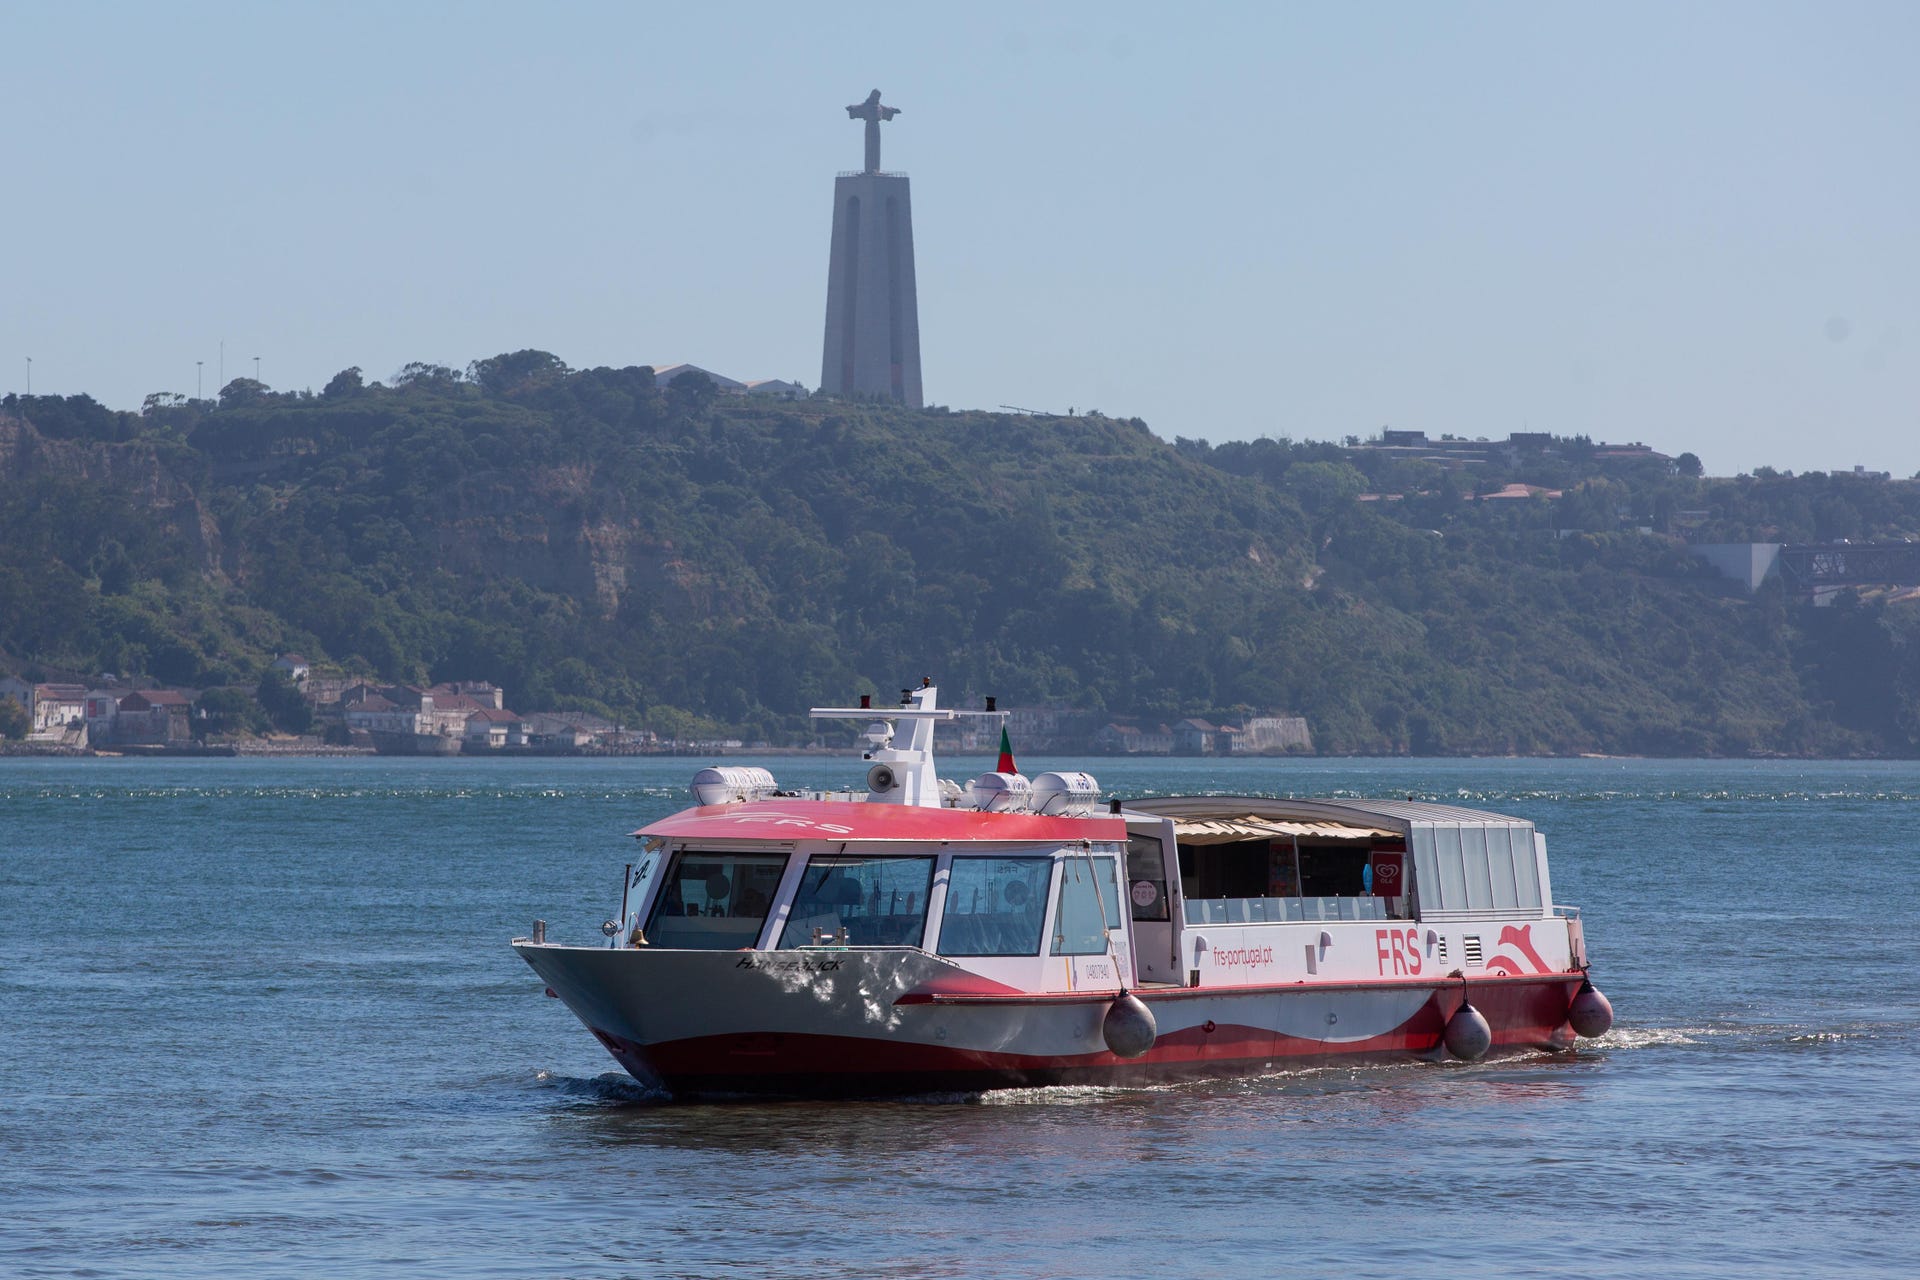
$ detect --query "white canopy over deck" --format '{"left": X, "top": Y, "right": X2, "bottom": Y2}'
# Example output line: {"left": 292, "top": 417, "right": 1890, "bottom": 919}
{"left": 1168, "top": 816, "right": 1396, "bottom": 844}
{"left": 1126, "top": 796, "right": 1552, "bottom": 922}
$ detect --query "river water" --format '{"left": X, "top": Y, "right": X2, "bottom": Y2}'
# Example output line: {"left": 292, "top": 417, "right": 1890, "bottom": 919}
{"left": 3, "top": 755, "right": 1915, "bottom": 1278}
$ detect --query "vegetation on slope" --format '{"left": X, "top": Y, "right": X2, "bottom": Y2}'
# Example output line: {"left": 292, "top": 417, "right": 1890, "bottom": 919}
{"left": 3, "top": 354, "right": 1919, "bottom": 754}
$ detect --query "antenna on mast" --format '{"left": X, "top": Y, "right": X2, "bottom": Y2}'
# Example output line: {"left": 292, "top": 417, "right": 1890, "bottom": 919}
{"left": 810, "top": 683, "right": 1008, "bottom": 808}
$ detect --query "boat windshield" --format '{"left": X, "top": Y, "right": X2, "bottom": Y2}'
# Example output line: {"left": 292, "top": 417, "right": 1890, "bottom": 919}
{"left": 646, "top": 851, "right": 787, "bottom": 950}
{"left": 938, "top": 856, "right": 1051, "bottom": 956}
{"left": 778, "top": 855, "right": 935, "bottom": 947}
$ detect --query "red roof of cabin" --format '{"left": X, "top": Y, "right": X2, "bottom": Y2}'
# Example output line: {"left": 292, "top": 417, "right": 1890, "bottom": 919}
{"left": 635, "top": 800, "right": 1126, "bottom": 845}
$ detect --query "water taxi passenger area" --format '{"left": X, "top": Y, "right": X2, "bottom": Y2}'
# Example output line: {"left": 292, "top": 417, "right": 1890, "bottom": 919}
{"left": 1121, "top": 796, "right": 1579, "bottom": 989}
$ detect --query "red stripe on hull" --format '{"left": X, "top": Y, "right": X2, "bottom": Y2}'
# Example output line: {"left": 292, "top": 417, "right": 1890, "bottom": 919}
{"left": 591, "top": 977, "right": 1581, "bottom": 1098}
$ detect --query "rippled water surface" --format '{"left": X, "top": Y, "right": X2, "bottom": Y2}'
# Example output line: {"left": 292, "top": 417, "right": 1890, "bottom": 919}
{"left": 4, "top": 755, "right": 1917, "bottom": 1278}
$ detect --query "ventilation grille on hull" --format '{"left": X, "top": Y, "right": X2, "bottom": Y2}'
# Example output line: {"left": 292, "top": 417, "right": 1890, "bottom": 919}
{"left": 1436, "top": 936, "right": 1449, "bottom": 966}
{"left": 1463, "top": 935, "right": 1484, "bottom": 967}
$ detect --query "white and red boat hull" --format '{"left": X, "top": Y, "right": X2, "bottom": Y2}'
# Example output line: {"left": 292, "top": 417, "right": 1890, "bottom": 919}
{"left": 511, "top": 685, "right": 1613, "bottom": 1097}
{"left": 516, "top": 942, "right": 1584, "bottom": 1096}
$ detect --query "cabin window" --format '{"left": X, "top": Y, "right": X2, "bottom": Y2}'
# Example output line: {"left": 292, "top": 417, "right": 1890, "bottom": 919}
{"left": 1125, "top": 835, "right": 1169, "bottom": 921}
{"left": 778, "top": 855, "right": 936, "bottom": 948}
{"left": 938, "top": 856, "right": 1051, "bottom": 956}
{"left": 1297, "top": 844, "right": 1369, "bottom": 897}
{"left": 1176, "top": 837, "right": 1398, "bottom": 924}
{"left": 1407, "top": 825, "right": 1543, "bottom": 915}
{"left": 1051, "top": 855, "right": 1122, "bottom": 955}
{"left": 645, "top": 851, "right": 787, "bottom": 950}
{"left": 1177, "top": 839, "right": 1270, "bottom": 899}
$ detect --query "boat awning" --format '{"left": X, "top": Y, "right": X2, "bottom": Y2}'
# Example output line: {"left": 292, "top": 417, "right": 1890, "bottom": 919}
{"left": 1170, "top": 816, "right": 1396, "bottom": 845}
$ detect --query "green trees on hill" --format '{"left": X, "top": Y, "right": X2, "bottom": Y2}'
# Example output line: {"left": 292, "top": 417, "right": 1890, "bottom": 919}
{"left": 255, "top": 670, "right": 313, "bottom": 735}
{"left": 3, "top": 368, "right": 1919, "bottom": 754}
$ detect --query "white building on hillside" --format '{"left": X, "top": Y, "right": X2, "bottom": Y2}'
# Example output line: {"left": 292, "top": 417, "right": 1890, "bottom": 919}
{"left": 27, "top": 683, "right": 87, "bottom": 740}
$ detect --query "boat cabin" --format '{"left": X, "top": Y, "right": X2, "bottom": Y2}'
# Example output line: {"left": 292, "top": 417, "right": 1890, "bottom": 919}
{"left": 614, "top": 686, "right": 1575, "bottom": 995}
{"left": 1118, "top": 796, "right": 1565, "bottom": 986}
{"left": 624, "top": 799, "right": 1134, "bottom": 995}
{"left": 619, "top": 791, "right": 1569, "bottom": 995}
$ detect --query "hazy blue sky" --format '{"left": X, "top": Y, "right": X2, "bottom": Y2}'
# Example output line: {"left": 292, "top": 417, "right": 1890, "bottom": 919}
{"left": 4, "top": 2, "right": 1915, "bottom": 476}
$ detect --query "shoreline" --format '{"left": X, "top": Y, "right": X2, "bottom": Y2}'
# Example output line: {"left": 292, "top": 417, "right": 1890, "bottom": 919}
{"left": 2, "top": 742, "right": 1915, "bottom": 762}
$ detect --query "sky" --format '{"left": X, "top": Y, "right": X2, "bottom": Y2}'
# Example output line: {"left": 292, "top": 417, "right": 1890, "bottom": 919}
{"left": 3, "top": 1, "right": 1917, "bottom": 477}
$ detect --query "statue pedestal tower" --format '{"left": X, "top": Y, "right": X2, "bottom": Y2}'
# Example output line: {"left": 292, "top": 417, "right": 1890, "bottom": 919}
{"left": 821, "top": 90, "right": 922, "bottom": 407}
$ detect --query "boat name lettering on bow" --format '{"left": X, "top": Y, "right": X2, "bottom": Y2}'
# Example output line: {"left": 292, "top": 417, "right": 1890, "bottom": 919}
{"left": 735, "top": 956, "right": 844, "bottom": 974}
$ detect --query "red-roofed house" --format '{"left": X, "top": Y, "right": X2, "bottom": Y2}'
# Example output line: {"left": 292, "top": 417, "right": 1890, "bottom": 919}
{"left": 29, "top": 683, "right": 88, "bottom": 740}
{"left": 1173, "top": 718, "right": 1221, "bottom": 755}
{"left": 342, "top": 685, "right": 486, "bottom": 737}
{"left": 522, "top": 713, "right": 598, "bottom": 748}
{"left": 430, "top": 681, "right": 504, "bottom": 710}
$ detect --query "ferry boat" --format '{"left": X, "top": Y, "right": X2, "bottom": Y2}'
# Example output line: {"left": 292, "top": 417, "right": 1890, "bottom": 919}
{"left": 513, "top": 682, "right": 1612, "bottom": 1096}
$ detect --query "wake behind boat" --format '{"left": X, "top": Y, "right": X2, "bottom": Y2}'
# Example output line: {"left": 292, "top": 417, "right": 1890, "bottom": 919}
{"left": 512, "top": 681, "right": 1613, "bottom": 1097}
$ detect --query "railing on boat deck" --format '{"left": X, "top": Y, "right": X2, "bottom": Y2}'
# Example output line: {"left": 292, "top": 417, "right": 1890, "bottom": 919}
{"left": 1182, "top": 896, "right": 1392, "bottom": 925}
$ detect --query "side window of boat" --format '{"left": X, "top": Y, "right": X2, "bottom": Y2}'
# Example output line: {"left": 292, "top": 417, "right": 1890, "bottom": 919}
{"left": 1052, "top": 855, "right": 1122, "bottom": 956}
{"left": 1125, "top": 835, "right": 1169, "bottom": 921}
{"left": 644, "top": 851, "right": 788, "bottom": 950}
{"left": 778, "top": 855, "right": 935, "bottom": 948}
{"left": 937, "top": 856, "right": 1051, "bottom": 957}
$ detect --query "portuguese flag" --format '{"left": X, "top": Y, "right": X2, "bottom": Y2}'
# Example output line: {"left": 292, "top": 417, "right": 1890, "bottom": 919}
{"left": 996, "top": 725, "right": 1018, "bottom": 774}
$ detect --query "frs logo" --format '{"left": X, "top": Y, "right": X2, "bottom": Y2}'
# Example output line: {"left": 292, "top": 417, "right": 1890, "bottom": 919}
{"left": 1374, "top": 928, "right": 1424, "bottom": 976}
{"left": 705, "top": 812, "right": 856, "bottom": 835}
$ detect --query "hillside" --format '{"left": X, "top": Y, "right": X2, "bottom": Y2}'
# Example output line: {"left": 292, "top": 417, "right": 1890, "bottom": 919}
{"left": 4, "top": 356, "right": 1919, "bottom": 754}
